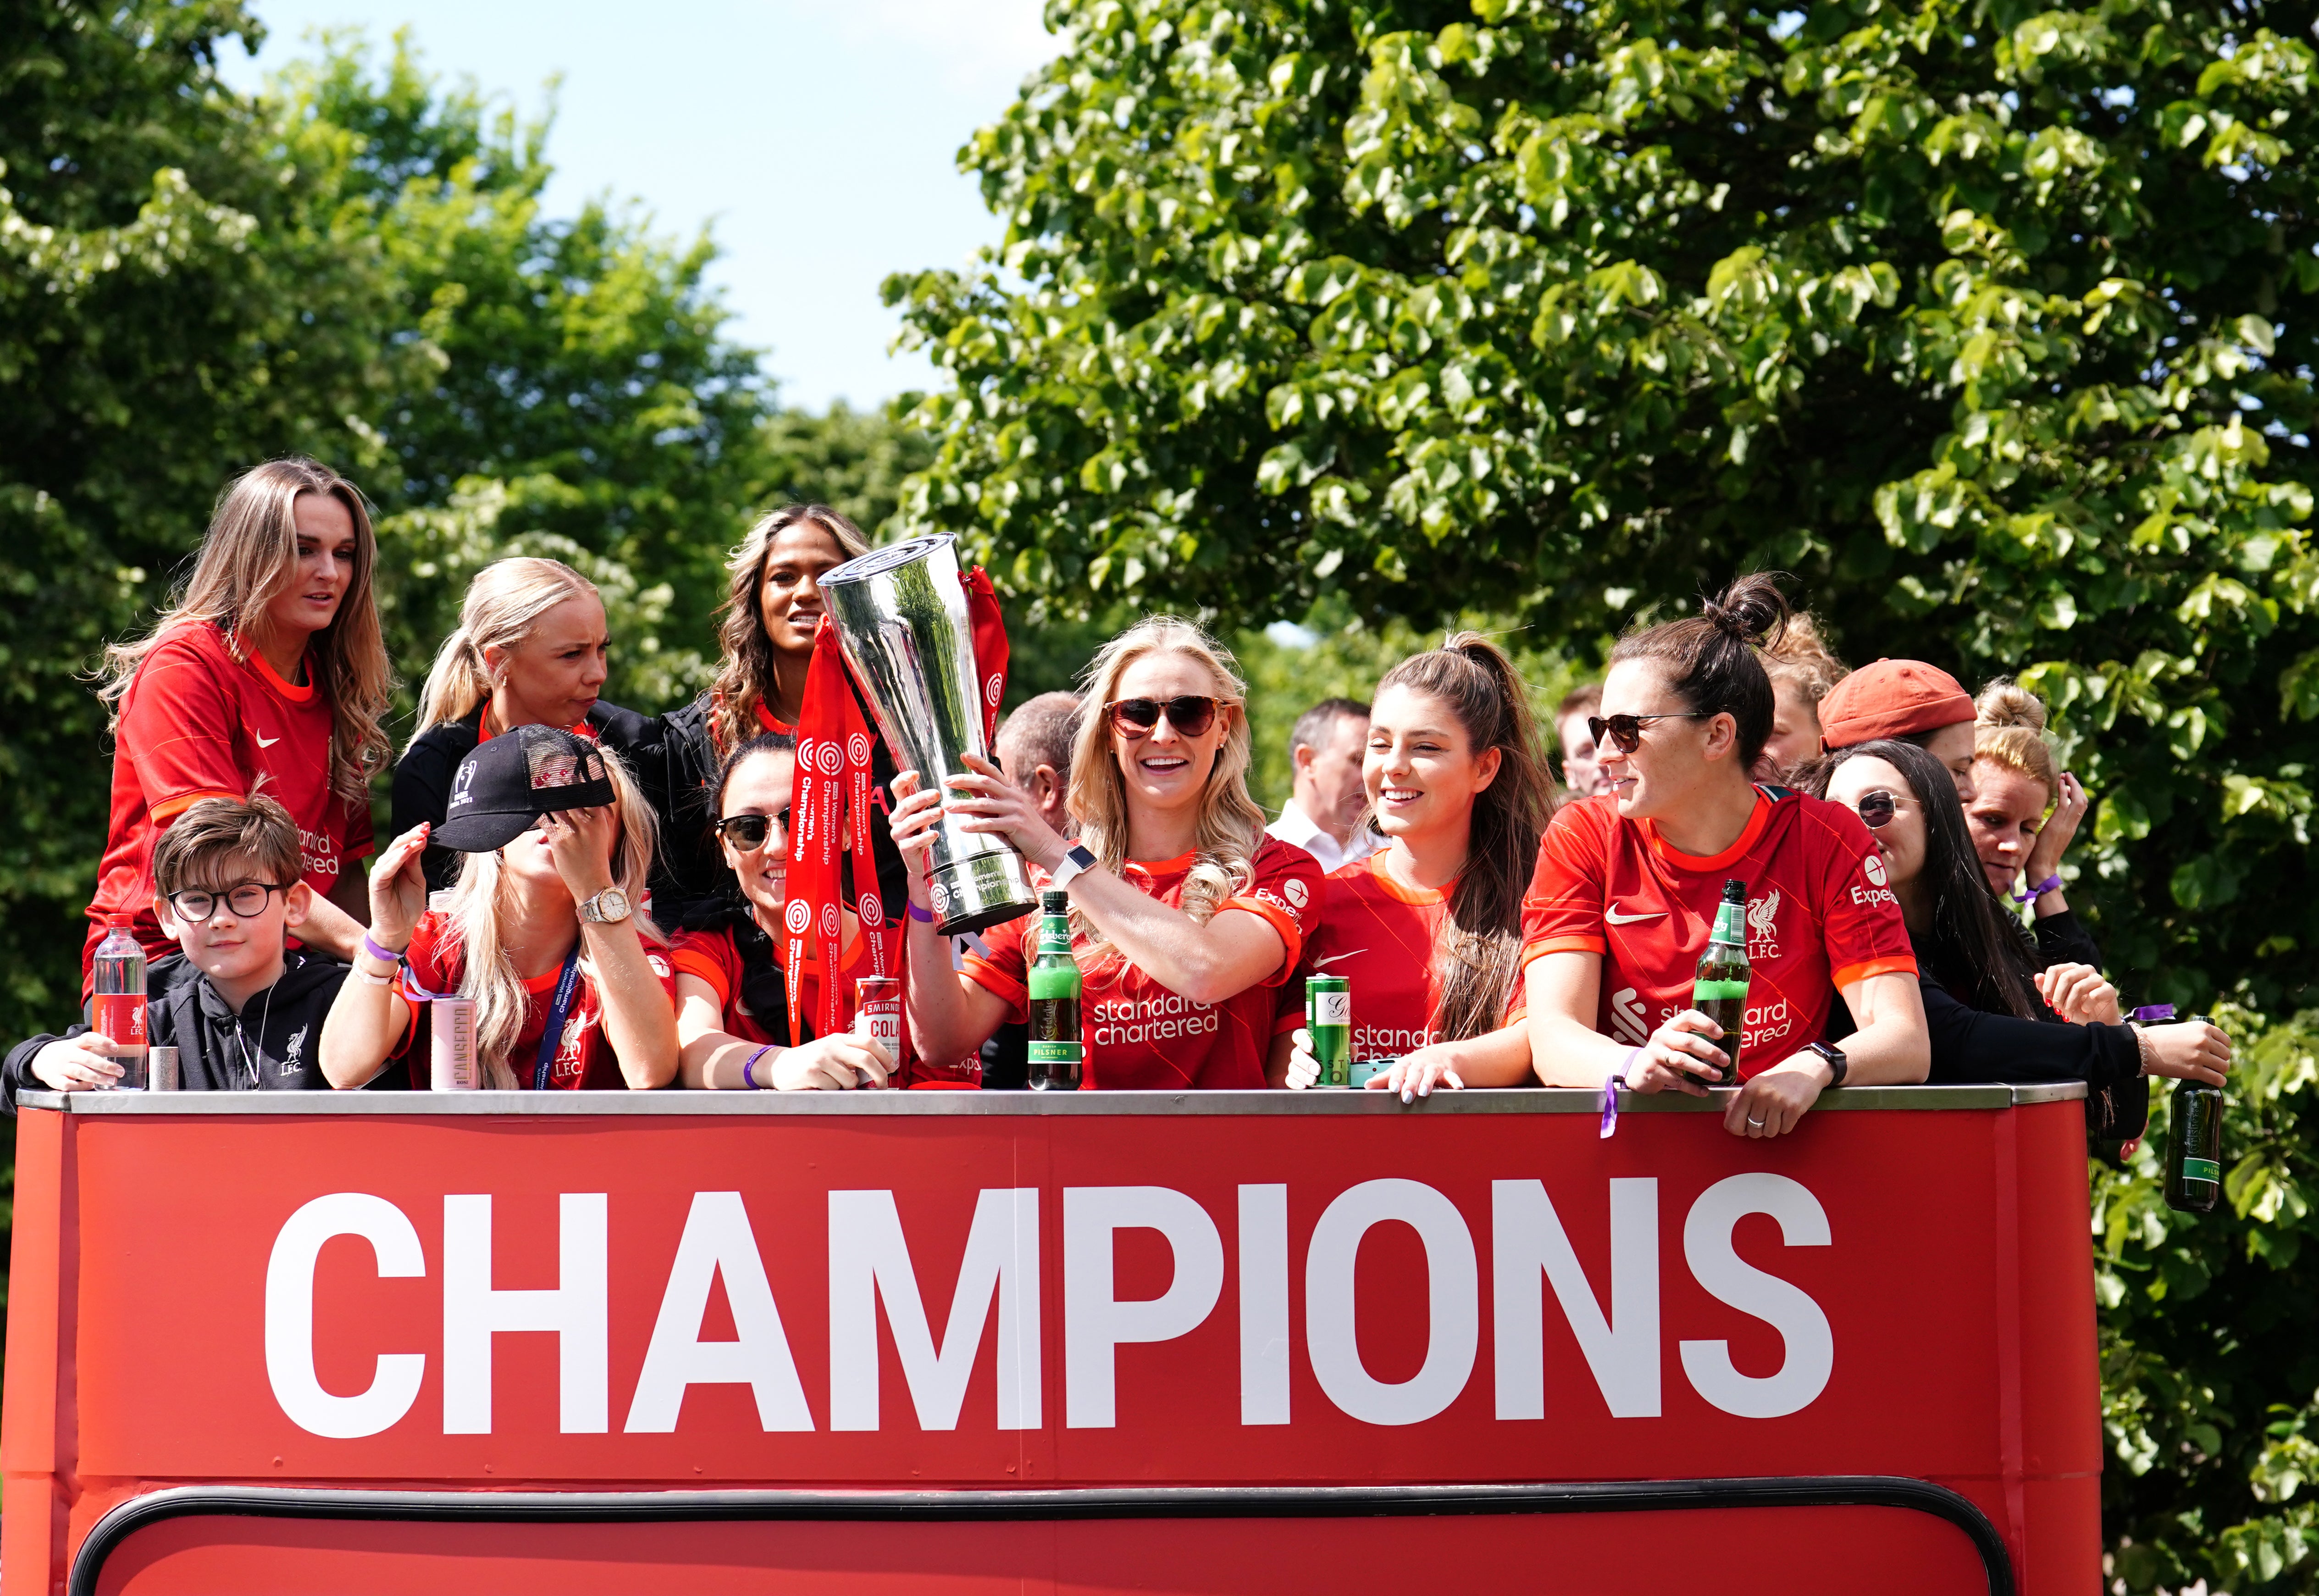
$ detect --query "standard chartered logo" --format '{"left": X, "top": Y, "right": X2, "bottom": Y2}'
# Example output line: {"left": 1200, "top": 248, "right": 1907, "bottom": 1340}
{"left": 1610, "top": 987, "right": 1648, "bottom": 1044}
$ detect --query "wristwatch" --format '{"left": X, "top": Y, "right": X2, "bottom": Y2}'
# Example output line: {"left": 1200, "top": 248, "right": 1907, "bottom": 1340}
{"left": 1804, "top": 1040, "right": 1848, "bottom": 1087}
{"left": 576, "top": 887, "right": 632, "bottom": 925}
{"left": 1046, "top": 842, "right": 1100, "bottom": 891}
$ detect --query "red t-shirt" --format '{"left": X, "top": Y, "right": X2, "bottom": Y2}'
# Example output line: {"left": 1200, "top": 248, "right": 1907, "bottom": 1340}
{"left": 1520, "top": 789, "right": 1916, "bottom": 1072}
{"left": 671, "top": 923, "right": 867, "bottom": 1047}
{"left": 393, "top": 910, "right": 677, "bottom": 1089}
{"left": 964, "top": 837, "right": 1322, "bottom": 1090}
{"left": 86, "top": 621, "right": 373, "bottom": 982}
{"left": 1273, "top": 853, "right": 1529, "bottom": 1060}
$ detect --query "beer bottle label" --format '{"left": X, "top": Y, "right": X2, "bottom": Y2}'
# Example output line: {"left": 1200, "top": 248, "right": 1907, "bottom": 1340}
{"left": 2180, "top": 1157, "right": 2221, "bottom": 1183}
{"left": 1037, "top": 913, "right": 1072, "bottom": 953}
{"left": 1711, "top": 901, "right": 1747, "bottom": 945}
{"left": 1692, "top": 979, "right": 1748, "bottom": 1003}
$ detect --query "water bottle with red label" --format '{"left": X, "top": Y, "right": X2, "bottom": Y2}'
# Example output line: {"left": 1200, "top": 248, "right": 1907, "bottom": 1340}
{"left": 90, "top": 915, "right": 150, "bottom": 1090}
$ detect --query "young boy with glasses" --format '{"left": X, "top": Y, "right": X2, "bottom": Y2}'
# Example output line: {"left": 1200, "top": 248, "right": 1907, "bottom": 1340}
{"left": 6, "top": 794, "right": 358, "bottom": 1102}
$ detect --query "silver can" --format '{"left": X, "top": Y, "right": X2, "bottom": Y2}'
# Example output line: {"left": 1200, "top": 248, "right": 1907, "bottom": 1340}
{"left": 147, "top": 1046, "right": 180, "bottom": 1092}
{"left": 820, "top": 536, "right": 1035, "bottom": 935}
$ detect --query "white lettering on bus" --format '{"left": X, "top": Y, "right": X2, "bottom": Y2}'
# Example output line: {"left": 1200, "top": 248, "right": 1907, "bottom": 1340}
{"left": 260, "top": 1176, "right": 1840, "bottom": 1439}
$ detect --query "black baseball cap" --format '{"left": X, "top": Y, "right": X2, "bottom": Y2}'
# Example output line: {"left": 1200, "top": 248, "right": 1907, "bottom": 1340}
{"left": 434, "top": 724, "right": 617, "bottom": 853}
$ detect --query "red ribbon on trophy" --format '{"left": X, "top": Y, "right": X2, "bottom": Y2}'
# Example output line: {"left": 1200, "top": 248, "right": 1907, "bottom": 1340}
{"left": 786, "top": 570, "right": 1010, "bottom": 1050}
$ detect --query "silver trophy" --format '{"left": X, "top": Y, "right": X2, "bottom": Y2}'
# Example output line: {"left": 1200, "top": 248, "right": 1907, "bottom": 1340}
{"left": 821, "top": 536, "right": 1036, "bottom": 936}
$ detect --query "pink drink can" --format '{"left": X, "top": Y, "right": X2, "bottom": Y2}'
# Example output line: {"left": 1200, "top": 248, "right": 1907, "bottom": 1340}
{"left": 430, "top": 997, "right": 480, "bottom": 1091}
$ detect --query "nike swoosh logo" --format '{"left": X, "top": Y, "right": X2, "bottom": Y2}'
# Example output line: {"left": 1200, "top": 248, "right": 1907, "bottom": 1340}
{"left": 1604, "top": 907, "right": 1665, "bottom": 925}
{"left": 1312, "top": 951, "right": 1366, "bottom": 968}
{"left": 255, "top": 732, "right": 281, "bottom": 748}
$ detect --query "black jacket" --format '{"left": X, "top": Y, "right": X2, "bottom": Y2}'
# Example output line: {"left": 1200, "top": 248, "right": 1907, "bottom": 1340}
{"left": 4, "top": 950, "right": 381, "bottom": 1108}
{"left": 1915, "top": 944, "right": 2149, "bottom": 1146}
{"left": 391, "top": 701, "right": 658, "bottom": 894}
{"left": 2031, "top": 908, "right": 2103, "bottom": 973}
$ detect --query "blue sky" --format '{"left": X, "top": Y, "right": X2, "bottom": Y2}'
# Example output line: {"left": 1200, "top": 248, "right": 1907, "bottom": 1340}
{"left": 218, "top": 0, "right": 1061, "bottom": 412}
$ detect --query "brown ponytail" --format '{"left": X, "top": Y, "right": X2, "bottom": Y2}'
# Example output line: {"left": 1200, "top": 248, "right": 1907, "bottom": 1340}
{"left": 1608, "top": 574, "right": 1791, "bottom": 767}
{"left": 1371, "top": 633, "right": 1558, "bottom": 1042}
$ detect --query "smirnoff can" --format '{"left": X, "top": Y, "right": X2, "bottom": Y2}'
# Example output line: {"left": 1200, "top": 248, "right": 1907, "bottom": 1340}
{"left": 1305, "top": 975, "right": 1351, "bottom": 1088}
{"left": 854, "top": 975, "right": 902, "bottom": 1086}
{"left": 430, "top": 997, "right": 481, "bottom": 1091}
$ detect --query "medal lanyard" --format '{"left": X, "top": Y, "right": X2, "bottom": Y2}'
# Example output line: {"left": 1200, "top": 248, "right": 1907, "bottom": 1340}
{"left": 531, "top": 945, "right": 583, "bottom": 1092}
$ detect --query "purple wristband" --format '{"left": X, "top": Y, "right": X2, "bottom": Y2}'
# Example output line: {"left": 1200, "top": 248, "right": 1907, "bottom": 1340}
{"left": 360, "top": 931, "right": 406, "bottom": 967}
{"left": 2130, "top": 1004, "right": 2177, "bottom": 1025}
{"left": 1600, "top": 1047, "right": 1643, "bottom": 1140}
{"left": 2015, "top": 872, "right": 2063, "bottom": 903}
{"left": 741, "top": 1043, "right": 777, "bottom": 1091}
{"left": 906, "top": 899, "right": 935, "bottom": 924}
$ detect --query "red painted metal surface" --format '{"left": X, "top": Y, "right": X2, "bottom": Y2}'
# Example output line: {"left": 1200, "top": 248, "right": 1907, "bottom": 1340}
{"left": 1, "top": 1090, "right": 2100, "bottom": 1594}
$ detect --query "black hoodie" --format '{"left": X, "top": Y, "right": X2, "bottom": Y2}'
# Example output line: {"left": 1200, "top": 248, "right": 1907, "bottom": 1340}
{"left": 3, "top": 950, "right": 380, "bottom": 1108}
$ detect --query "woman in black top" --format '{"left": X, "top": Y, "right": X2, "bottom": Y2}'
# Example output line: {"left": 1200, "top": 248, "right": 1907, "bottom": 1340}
{"left": 645, "top": 504, "right": 906, "bottom": 931}
{"left": 1810, "top": 739, "right": 2227, "bottom": 1111}
{"left": 391, "top": 558, "right": 654, "bottom": 893}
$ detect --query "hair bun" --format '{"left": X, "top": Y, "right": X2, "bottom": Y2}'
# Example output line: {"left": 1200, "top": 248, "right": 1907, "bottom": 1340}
{"left": 1701, "top": 573, "right": 1791, "bottom": 650}
{"left": 1976, "top": 679, "right": 2048, "bottom": 734}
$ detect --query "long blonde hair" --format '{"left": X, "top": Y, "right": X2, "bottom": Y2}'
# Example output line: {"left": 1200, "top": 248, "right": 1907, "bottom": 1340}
{"left": 413, "top": 557, "right": 600, "bottom": 738}
{"left": 1064, "top": 617, "right": 1267, "bottom": 966}
{"left": 100, "top": 458, "right": 392, "bottom": 804}
{"left": 1974, "top": 678, "right": 2060, "bottom": 806}
{"left": 434, "top": 747, "right": 666, "bottom": 1087}
{"left": 706, "top": 504, "right": 871, "bottom": 754}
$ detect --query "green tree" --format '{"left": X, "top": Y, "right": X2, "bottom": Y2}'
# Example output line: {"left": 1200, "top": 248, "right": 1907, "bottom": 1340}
{"left": 886, "top": 0, "right": 2319, "bottom": 1584}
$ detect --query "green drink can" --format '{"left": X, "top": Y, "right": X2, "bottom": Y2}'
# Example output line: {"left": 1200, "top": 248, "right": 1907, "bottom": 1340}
{"left": 1306, "top": 975, "right": 1351, "bottom": 1088}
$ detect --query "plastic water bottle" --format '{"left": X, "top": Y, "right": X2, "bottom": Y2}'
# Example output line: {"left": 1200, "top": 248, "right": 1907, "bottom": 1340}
{"left": 90, "top": 915, "right": 149, "bottom": 1090}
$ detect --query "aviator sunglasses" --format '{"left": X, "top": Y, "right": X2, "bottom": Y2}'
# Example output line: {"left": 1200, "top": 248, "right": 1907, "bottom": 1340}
{"left": 1854, "top": 790, "right": 1902, "bottom": 830}
{"left": 1586, "top": 710, "right": 1713, "bottom": 754}
{"left": 715, "top": 809, "right": 791, "bottom": 851}
{"left": 1105, "top": 695, "right": 1229, "bottom": 739}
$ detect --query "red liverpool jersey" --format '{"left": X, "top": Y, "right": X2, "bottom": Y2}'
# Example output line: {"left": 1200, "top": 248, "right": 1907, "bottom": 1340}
{"left": 1521, "top": 789, "right": 1915, "bottom": 1072}
{"left": 85, "top": 621, "right": 372, "bottom": 982}
{"left": 1276, "top": 852, "right": 1528, "bottom": 1061}
{"left": 965, "top": 837, "right": 1321, "bottom": 1090}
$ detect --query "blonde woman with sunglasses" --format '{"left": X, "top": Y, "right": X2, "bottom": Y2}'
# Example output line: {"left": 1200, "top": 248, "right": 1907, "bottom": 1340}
{"left": 891, "top": 617, "right": 1322, "bottom": 1089}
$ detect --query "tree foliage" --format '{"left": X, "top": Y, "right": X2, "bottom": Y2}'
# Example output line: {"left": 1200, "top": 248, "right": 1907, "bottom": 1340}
{"left": 886, "top": 0, "right": 2319, "bottom": 1583}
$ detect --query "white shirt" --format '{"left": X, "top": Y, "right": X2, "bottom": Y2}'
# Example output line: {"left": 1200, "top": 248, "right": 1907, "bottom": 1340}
{"left": 1266, "top": 798, "right": 1379, "bottom": 876}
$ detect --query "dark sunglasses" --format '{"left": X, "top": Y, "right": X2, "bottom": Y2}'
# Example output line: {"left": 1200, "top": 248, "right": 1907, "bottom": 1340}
{"left": 164, "top": 882, "right": 293, "bottom": 922}
{"left": 1586, "top": 710, "right": 1712, "bottom": 754}
{"left": 1855, "top": 790, "right": 1901, "bottom": 830}
{"left": 1106, "top": 695, "right": 1227, "bottom": 739}
{"left": 716, "top": 810, "right": 791, "bottom": 850}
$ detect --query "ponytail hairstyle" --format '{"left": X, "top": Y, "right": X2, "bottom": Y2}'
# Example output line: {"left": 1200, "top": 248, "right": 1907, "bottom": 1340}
{"left": 433, "top": 746, "right": 666, "bottom": 1087}
{"left": 1808, "top": 738, "right": 2039, "bottom": 1020}
{"left": 1065, "top": 616, "right": 1267, "bottom": 967}
{"left": 707, "top": 504, "right": 871, "bottom": 754}
{"left": 1370, "top": 633, "right": 1558, "bottom": 1041}
{"left": 1973, "top": 679, "right": 2059, "bottom": 808}
{"left": 1606, "top": 574, "right": 1790, "bottom": 768}
{"left": 100, "top": 457, "right": 393, "bottom": 805}
{"left": 412, "top": 557, "right": 600, "bottom": 739}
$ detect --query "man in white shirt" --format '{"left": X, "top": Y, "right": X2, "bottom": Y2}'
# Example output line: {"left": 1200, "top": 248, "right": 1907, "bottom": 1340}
{"left": 1266, "top": 697, "right": 1378, "bottom": 873}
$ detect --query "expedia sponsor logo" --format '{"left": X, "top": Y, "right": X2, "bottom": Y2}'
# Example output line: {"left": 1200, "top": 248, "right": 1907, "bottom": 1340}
{"left": 1863, "top": 852, "right": 1889, "bottom": 887}
{"left": 1284, "top": 878, "right": 1309, "bottom": 911}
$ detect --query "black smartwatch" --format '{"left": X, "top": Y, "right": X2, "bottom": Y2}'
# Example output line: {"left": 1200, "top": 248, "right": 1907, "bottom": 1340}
{"left": 1804, "top": 1040, "right": 1848, "bottom": 1087}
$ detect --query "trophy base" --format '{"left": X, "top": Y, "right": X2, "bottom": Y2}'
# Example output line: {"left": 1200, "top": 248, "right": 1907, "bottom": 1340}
{"left": 927, "top": 850, "right": 1037, "bottom": 937}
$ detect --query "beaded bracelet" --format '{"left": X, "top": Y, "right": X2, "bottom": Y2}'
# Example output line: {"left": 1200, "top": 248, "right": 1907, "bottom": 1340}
{"left": 741, "top": 1043, "right": 777, "bottom": 1091}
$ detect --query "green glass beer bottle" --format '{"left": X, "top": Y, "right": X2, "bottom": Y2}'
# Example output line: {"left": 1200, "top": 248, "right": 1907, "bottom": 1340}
{"left": 2163, "top": 1013, "right": 2225, "bottom": 1214}
{"left": 1691, "top": 879, "right": 1750, "bottom": 1086}
{"left": 1026, "top": 889, "right": 1084, "bottom": 1091}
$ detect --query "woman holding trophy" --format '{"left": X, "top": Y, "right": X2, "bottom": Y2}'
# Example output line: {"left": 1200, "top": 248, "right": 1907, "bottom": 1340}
{"left": 891, "top": 617, "right": 1323, "bottom": 1089}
